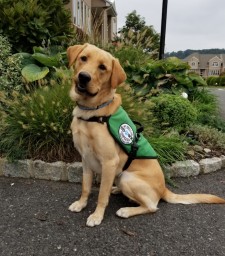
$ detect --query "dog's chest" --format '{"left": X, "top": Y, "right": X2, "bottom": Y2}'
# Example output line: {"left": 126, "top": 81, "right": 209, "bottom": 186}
{"left": 71, "top": 119, "right": 103, "bottom": 173}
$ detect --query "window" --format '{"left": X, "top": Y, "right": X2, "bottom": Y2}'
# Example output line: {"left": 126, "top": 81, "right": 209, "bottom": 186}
{"left": 87, "top": 6, "right": 91, "bottom": 33}
{"left": 72, "top": 0, "right": 81, "bottom": 26}
{"left": 72, "top": 0, "right": 91, "bottom": 33}
{"left": 212, "top": 62, "right": 219, "bottom": 67}
{"left": 72, "top": 0, "right": 77, "bottom": 24}
{"left": 191, "top": 62, "right": 196, "bottom": 66}
{"left": 209, "top": 70, "right": 220, "bottom": 76}
{"left": 81, "top": 0, "right": 84, "bottom": 27}
{"left": 77, "top": 0, "right": 81, "bottom": 27}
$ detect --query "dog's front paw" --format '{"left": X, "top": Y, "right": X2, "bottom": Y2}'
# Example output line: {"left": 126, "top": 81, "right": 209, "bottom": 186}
{"left": 68, "top": 200, "right": 87, "bottom": 212}
{"left": 116, "top": 207, "right": 130, "bottom": 218}
{"left": 86, "top": 213, "right": 103, "bottom": 227}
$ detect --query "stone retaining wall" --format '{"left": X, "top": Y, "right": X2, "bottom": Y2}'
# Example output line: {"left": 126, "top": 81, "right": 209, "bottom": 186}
{"left": 0, "top": 156, "right": 225, "bottom": 182}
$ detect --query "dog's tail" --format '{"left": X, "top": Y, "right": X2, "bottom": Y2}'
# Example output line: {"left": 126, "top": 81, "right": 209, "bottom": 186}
{"left": 162, "top": 188, "right": 225, "bottom": 204}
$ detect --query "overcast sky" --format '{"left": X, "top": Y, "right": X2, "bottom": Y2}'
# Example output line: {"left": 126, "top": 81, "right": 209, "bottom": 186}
{"left": 114, "top": 0, "right": 225, "bottom": 53}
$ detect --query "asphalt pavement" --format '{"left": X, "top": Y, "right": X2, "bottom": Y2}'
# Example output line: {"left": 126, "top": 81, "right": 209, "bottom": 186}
{"left": 0, "top": 169, "right": 225, "bottom": 256}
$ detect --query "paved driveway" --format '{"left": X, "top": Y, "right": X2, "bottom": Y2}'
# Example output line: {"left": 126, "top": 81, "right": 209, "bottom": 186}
{"left": 0, "top": 170, "right": 225, "bottom": 256}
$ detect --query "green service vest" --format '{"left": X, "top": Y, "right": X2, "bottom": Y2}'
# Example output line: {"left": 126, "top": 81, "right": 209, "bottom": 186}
{"left": 107, "top": 107, "right": 157, "bottom": 160}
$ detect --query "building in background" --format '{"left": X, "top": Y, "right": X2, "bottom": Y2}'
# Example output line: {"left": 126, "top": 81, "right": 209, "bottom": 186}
{"left": 66, "top": 0, "right": 117, "bottom": 44}
{"left": 183, "top": 53, "right": 225, "bottom": 78}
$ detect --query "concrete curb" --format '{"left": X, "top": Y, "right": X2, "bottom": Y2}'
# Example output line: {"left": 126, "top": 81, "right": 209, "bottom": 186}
{"left": 0, "top": 158, "right": 83, "bottom": 183}
{"left": 0, "top": 156, "right": 225, "bottom": 182}
{"left": 168, "top": 156, "right": 225, "bottom": 178}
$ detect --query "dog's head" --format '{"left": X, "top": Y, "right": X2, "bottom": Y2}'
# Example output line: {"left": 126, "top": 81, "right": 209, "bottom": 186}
{"left": 67, "top": 43, "right": 126, "bottom": 104}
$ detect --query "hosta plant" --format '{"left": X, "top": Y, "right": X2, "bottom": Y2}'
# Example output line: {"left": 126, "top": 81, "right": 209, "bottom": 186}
{"left": 124, "top": 57, "right": 207, "bottom": 97}
{"left": 16, "top": 45, "right": 68, "bottom": 83}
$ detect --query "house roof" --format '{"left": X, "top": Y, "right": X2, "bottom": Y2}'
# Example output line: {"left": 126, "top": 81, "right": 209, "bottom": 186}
{"left": 106, "top": 0, "right": 117, "bottom": 16}
{"left": 91, "top": 0, "right": 117, "bottom": 17}
{"left": 183, "top": 53, "right": 225, "bottom": 68}
{"left": 92, "top": 0, "right": 117, "bottom": 16}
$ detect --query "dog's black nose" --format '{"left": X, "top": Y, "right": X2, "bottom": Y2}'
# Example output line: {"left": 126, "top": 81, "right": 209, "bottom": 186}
{"left": 78, "top": 72, "right": 91, "bottom": 85}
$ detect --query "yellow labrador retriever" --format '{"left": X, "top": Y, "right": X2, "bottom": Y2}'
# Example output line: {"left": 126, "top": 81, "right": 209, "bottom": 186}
{"left": 67, "top": 43, "right": 225, "bottom": 227}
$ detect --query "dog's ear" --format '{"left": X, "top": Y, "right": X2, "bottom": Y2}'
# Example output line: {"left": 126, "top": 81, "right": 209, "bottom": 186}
{"left": 67, "top": 43, "right": 88, "bottom": 67}
{"left": 111, "top": 58, "right": 127, "bottom": 89}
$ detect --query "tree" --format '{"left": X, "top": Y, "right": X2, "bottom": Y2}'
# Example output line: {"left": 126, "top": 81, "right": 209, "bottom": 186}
{"left": 120, "top": 11, "right": 146, "bottom": 33}
{"left": 118, "top": 11, "right": 160, "bottom": 55}
{"left": 0, "top": 0, "right": 74, "bottom": 52}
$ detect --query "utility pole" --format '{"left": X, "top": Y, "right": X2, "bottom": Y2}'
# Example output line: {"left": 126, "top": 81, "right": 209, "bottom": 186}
{"left": 159, "top": 0, "right": 168, "bottom": 59}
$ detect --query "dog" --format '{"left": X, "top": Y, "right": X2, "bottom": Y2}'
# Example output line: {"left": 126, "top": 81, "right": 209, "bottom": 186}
{"left": 67, "top": 43, "right": 225, "bottom": 227}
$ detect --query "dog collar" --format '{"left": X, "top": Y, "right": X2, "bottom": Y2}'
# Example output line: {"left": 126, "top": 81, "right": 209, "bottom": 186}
{"left": 76, "top": 98, "right": 114, "bottom": 111}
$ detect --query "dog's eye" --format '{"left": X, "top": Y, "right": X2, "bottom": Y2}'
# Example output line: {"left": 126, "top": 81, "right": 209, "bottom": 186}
{"left": 80, "top": 56, "right": 87, "bottom": 62}
{"left": 99, "top": 64, "right": 106, "bottom": 71}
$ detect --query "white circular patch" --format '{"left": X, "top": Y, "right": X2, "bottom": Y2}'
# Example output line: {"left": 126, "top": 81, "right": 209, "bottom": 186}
{"left": 119, "top": 124, "right": 134, "bottom": 144}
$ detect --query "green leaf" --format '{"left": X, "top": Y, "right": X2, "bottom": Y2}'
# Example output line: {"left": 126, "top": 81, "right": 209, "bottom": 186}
{"left": 32, "top": 53, "right": 61, "bottom": 67}
{"left": 189, "top": 72, "right": 207, "bottom": 86}
{"left": 132, "top": 75, "right": 145, "bottom": 84}
{"left": 33, "top": 46, "right": 47, "bottom": 54}
{"left": 22, "top": 64, "right": 49, "bottom": 82}
{"left": 173, "top": 73, "right": 193, "bottom": 87}
{"left": 13, "top": 52, "right": 36, "bottom": 68}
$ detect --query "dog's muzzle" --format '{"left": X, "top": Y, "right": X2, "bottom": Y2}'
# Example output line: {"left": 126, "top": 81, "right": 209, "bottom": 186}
{"left": 77, "top": 71, "right": 91, "bottom": 93}
{"left": 76, "top": 71, "right": 98, "bottom": 97}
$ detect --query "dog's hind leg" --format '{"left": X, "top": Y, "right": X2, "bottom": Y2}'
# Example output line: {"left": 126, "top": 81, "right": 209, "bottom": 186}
{"left": 116, "top": 171, "right": 159, "bottom": 218}
{"left": 111, "top": 186, "right": 122, "bottom": 194}
{"left": 111, "top": 173, "right": 124, "bottom": 194}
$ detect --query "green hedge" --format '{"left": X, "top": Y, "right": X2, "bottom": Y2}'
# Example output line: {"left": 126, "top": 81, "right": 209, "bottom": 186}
{"left": 0, "top": 34, "right": 24, "bottom": 96}
{"left": 151, "top": 93, "right": 197, "bottom": 131}
{"left": 207, "top": 76, "right": 225, "bottom": 86}
{"left": 0, "top": 0, "right": 74, "bottom": 52}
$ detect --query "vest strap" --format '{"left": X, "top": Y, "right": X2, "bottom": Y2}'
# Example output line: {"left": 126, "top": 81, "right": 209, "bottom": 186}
{"left": 122, "top": 122, "right": 143, "bottom": 170}
{"left": 78, "top": 116, "right": 110, "bottom": 124}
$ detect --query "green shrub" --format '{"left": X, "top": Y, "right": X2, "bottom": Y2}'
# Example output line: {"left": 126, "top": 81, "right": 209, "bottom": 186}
{"left": 109, "top": 44, "right": 150, "bottom": 69}
{"left": 151, "top": 94, "right": 197, "bottom": 131}
{"left": 219, "top": 76, "right": 225, "bottom": 86}
{"left": 107, "top": 26, "right": 159, "bottom": 66}
{"left": 118, "top": 85, "right": 187, "bottom": 165}
{"left": 186, "top": 124, "right": 225, "bottom": 152}
{"left": 124, "top": 57, "right": 206, "bottom": 97}
{"left": 191, "top": 88, "right": 219, "bottom": 125}
{"left": 0, "top": 81, "right": 187, "bottom": 166}
{"left": 0, "top": 35, "right": 25, "bottom": 96}
{"left": 206, "top": 76, "right": 219, "bottom": 86}
{"left": 0, "top": 79, "right": 80, "bottom": 162}
{"left": 149, "top": 135, "right": 187, "bottom": 166}
{"left": 190, "top": 88, "right": 225, "bottom": 132}
{"left": 0, "top": 0, "right": 74, "bottom": 52}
